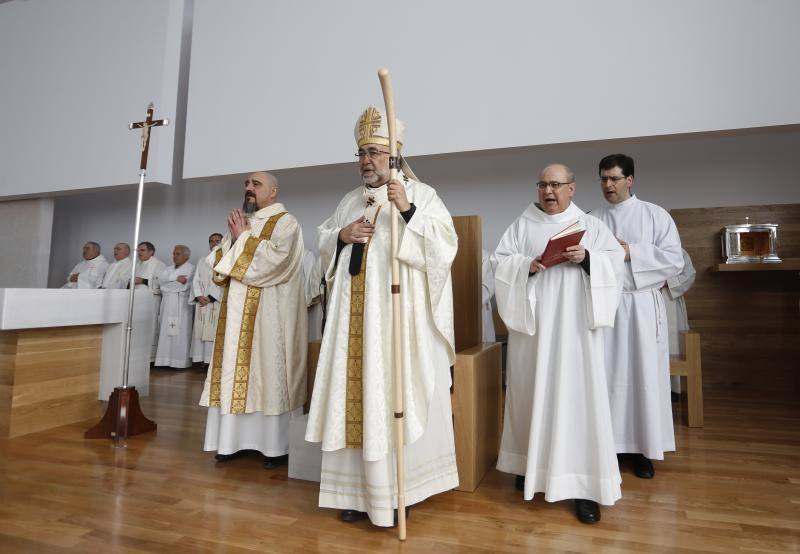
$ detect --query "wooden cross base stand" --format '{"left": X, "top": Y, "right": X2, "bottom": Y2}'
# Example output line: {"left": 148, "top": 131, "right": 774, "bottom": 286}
{"left": 85, "top": 386, "right": 157, "bottom": 439}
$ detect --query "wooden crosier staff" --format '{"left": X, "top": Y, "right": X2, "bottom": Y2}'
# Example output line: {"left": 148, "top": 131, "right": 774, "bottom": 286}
{"left": 378, "top": 68, "right": 407, "bottom": 541}
{"left": 85, "top": 103, "right": 167, "bottom": 443}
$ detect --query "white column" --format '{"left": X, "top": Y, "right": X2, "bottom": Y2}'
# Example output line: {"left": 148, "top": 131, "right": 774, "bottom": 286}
{"left": 0, "top": 198, "right": 54, "bottom": 288}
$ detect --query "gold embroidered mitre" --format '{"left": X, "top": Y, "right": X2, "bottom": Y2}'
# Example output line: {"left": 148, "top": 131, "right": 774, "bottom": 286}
{"left": 354, "top": 106, "right": 406, "bottom": 148}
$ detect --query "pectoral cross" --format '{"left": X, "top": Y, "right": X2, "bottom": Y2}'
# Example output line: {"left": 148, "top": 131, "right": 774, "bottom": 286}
{"left": 168, "top": 321, "right": 177, "bottom": 330}
{"left": 129, "top": 103, "right": 169, "bottom": 171}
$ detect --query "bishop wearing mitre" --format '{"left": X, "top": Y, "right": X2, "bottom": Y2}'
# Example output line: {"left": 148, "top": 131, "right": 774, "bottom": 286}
{"left": 306, "top": 107, "right": 459, "bottom": 527}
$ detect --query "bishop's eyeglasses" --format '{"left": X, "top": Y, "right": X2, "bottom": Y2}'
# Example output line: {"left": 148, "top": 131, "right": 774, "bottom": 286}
{"left": 535, "top": 181, "right": 573, "bottom": 190}
{"left": 355, "top": 148, "right": 391, "bottom": 160}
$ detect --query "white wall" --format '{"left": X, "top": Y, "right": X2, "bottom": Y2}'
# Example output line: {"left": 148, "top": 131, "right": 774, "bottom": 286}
{"left": 48, "top": 127, "right": 800, "bottom": 287}
{"left": 0, "top": 199, "right": 54, "bottom": 288}
{"left": 183, "top": 0, "right": 800, "bottom": 178}
{"left": 0, "top": 0, "right": 186, "bottom": 198}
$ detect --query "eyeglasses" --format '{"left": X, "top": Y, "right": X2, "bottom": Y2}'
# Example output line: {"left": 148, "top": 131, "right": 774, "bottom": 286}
{"left": 355, "top": 148, "right": 391, "bottom": 160}
{"left": 535, "top": 181, "right": 573, "bottom": 190}
{"left": 599, "top": 175, "right": 627, "bottom": 184}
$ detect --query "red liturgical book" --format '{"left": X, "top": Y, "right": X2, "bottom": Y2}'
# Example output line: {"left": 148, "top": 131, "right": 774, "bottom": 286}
{"left": 539, "top": 221, "right": 585, "bottom": 268}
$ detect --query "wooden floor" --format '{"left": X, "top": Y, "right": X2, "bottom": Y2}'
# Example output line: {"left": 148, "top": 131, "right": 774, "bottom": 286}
{"left": 1, "top": 369, "right": 798, "bottom": 553}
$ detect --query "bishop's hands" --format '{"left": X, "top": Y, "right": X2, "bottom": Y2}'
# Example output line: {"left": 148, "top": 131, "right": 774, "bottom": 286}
{"left": 340, "top": 216, "right": 375, "bottom": 244}
{"left": 228, "top": 208, "right": 251, "bottom": 241}
{"left": 387, "top": 179, "right": 411, "bottom": 212}
{"left": 618, "top": 239, "right": 631, "bottom": 261}
{"left": 196, "top": 295, "right": 210, "bottom": 306}
{"left": 69, "top": 273, "right": 79, "bottom": 283}
{"left": 177, "top": 275, "right": 188, "bottom": 285}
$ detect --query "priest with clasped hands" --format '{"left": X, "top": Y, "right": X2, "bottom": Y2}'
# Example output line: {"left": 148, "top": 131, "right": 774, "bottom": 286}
{"left": 492, "top": 163, "right": 625, "bottom": 524}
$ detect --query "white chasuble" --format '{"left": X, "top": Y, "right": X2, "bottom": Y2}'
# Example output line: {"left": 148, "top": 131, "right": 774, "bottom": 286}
{"left": 199, "top": 203, "right": 307, "bottom": 417}
{"left": 493, "top": 201, "right": 625, "bottom": 506}
{"left": 135, "top": 256, "right": 166, "bottom": 362}
{"left": 101, "top": 257, "right": 132, "bottom": 289}
{"left": 190, "top": 253, "right": 222, "bottom": 364}
{"left": 62, "top": 255, "right": 109, "bottom": 289}
{"left": 594, "top": 195, "right": 684, "bottom": 460}
{"left": 155, "top": 261, "right": 195, "bottom": 368}
{"left": 306, "top": 175, "right": 459, "bottom": 527}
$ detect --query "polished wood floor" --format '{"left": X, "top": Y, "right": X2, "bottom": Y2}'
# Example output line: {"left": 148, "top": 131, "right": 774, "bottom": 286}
{"left": 1, "top": 368, "right": 798, "bottom": 553}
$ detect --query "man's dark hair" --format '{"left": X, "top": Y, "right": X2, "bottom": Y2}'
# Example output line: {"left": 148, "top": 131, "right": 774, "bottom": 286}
{"left": 138, "top": 241, "right": 155, "bottom": 253}
{"left": 209, "top": 233, "right": 223, "bottom": 241}
{"left": 598, "top": 154, "right": 635, "bottom": 178}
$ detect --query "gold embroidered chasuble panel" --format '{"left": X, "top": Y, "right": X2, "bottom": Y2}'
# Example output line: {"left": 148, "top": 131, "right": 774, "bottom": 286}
{"left": 208, "top": 212, "right": 287, "bottom": 413}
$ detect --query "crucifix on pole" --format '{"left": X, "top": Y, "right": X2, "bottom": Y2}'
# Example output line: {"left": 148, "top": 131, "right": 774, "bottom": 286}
{"left": 86, "top": 102, "right": 169, "bottom": 444}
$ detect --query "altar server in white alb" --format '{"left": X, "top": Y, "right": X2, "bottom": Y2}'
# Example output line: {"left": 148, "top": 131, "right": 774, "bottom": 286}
{"left": 493, "top": 163, "right": 624, "bottom": 524}
{"left": 63, "top": 241, "right": 108, "bottom": 289}
{"left": 303, "top": 249, "right": 324, "bottom": 342}
{"left": 593, "top": 154, "right": 685, "bottom": 479}
{"left": 155, "top": 245, "right": 195, "bottom": 369}
{"left": 661, "top": 248, "right": 696, "bottom": 393}
{"left": 191, "top": 233, "right": 224, "bottom": 367}
{"left": 199, "top": 172, "right": 307, "bottom": 470}
{"left": 306, "top": 107, "right": 459, "bottom": 527}
{"left": 101, "top": 243, "right": 133, "bottom": 289}
{"left": 134, "top": 241, "right": 166, "bottom": 362}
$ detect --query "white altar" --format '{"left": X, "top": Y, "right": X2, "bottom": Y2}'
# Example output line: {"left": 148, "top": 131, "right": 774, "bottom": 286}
{"left": 0, "top": 288, "right": 154, "bottom": 399}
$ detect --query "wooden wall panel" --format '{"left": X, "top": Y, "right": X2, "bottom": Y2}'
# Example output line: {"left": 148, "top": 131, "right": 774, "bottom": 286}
{"left": 671, "top": 203, "right": 800, "bottom": 395}
{"left": 452, "top": 215, "right": 482, "bottom": 353}
{"left": 0, "top": 325, "right": 102, "bottom": 438}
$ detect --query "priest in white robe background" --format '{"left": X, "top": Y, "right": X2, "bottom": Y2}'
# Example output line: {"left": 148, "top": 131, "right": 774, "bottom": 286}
{"left": 154, "top": 245, "right": 195, "bottom": 369}
{"left": 661, "top": 248, "right": 696, "bottom": 394}
{"left": 100, "top": 243, "right": 132, "bottom": 289}
{"left": 134, "top": 241, "right": 166, "bottom": 362}
{"left": 593, "top": 154, "right": 685, "bottom": 479}
{"left": 493, "top": 163, "right": 624, "bottom": 524}
{"left": 199, "top": 172, "right": 307, "bottom": 470}
{"left": 482, "top": 248, "right": 496, "bottom": 342}
{"left": 306, "top": 107, "right": 459, "bottom": 527}
{"left": 62, "top": 241, "right": 108, "bottom": 289}
{"left": 191, "top": 232, "right": 223, "bottom": 368}
{"left": 303, "top": 249, "right": 324, "bottom": 342}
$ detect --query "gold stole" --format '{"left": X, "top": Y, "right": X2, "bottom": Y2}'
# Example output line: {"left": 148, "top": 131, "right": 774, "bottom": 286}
{"left": 345, "top": 205, "right": 383, "bottom": 448}
{"left": 208, "top": 212, "right": 287, "bottom": 413}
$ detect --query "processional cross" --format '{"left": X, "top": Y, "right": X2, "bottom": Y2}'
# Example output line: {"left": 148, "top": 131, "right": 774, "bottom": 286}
{"left": 86, "top": 102, "right": 169, "bottom": 444}
{"left": 129, "top": 103, "right": 169, "bottom": 171}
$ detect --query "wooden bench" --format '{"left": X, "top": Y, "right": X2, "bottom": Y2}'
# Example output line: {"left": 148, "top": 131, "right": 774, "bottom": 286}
{"left": 669, "top": 330, "right": 704, "bottom": 427}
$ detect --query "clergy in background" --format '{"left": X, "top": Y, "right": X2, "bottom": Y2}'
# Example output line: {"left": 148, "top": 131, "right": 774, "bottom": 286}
{"left": 481, "top": 248, "right": 496, "bottom": 342}
{"left": 191, "top": 232, "right": 223, "bottom": 368}
{"left": 62, "top": 241, "right": 108, "bottom": 289}
{"left": 493, "top": 163, "right": 624, "bottom": 524}
{"left": 306, "top": 107, "right": 459, "bottom": 527}
{"left": 303, "top": 248, "right": 324, "bottom": 342}
{"left": 661, "top": 249, "right": 695, "bottom": 394}
{"left": 154, "top": 245, "right": 195, "bottom": 369}
{"left": 199, "top": 172, "right": 307, "bottom": 470}
{"left": 134, "top": 241, "right": 166, "bottom": 362}
{"left": 593, "top": 154, "right": 685, "bottom": 479}
{"left": 101, "top": 243, "right": 132, "bottom": 289}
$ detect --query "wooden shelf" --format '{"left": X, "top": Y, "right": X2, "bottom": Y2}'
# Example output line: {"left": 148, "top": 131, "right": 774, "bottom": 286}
{"left": 711, "top": 258, "right": 800, "bottom": 272}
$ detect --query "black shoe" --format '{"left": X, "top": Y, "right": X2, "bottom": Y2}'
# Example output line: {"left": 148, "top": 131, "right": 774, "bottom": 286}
{"left": 515, "top": 475, "right": 525, "bottom": 492}
{"left": 340, "top": 510, "right": 369, "bottom": 523}
{"left": 633, "top": 454, "right": 655, "bottom": 479}
{"left": 215, "top": 451, "right": 243, "bottom": 462}
{"left": 263, "top": 454, "right": 288, "bottom": 469}
{"left": 575, "top": 499, "right": 601, "bottom": 524}
{"left": 392, "top": 506, "right": 412, "bottom": 528}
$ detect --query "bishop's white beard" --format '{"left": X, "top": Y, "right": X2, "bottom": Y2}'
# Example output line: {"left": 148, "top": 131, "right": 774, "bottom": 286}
{"left": 360, "top": 168, "right": 388, "bottom": 187}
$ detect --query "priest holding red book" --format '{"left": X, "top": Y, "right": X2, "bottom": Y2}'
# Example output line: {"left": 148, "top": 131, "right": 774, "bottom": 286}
{"left": 492, "top": 163, "right": 625, "bottom": 524}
